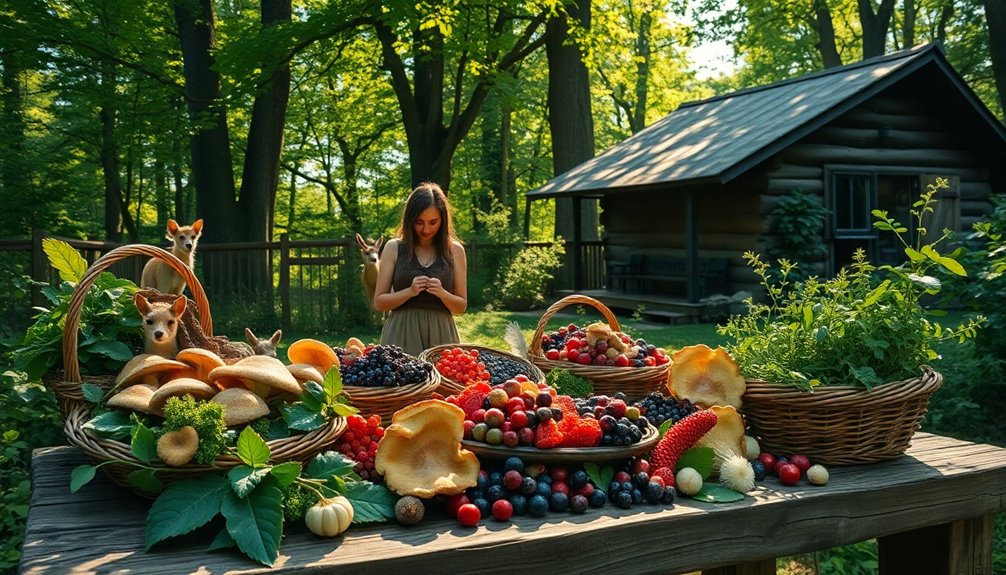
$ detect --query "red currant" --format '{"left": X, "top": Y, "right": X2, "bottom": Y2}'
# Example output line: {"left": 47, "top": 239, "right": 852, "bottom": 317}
{"left": 457, "top": 503, "right": 481, "bottom": 527}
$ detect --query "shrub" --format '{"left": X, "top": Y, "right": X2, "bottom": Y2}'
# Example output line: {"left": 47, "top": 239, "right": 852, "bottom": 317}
{"left": 495, "top": 243, "right": 565, "bottom": 311}
{"left": 766, "top": 188, "right": 829, "bottom": 284}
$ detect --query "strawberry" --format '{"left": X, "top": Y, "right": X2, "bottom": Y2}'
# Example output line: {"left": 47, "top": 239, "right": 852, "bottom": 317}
{"left": 649, "top": 409, "right": 719, "bottom": 472}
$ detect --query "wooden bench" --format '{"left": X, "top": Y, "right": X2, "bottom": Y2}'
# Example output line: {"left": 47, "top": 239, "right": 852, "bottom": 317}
{"left": 608, "top": 253, "right": 730, "bottom": 297}
{"left": 18, "top": 433, "right": 1006, "bottom": 574}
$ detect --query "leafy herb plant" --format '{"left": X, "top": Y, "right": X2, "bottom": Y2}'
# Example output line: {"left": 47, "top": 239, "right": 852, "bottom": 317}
{"left": 720, "top": 178, "right": 983, "bottom": 390}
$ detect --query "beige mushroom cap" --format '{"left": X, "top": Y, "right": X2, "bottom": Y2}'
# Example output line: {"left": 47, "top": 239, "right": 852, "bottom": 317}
{"left": 149, "top": 377, "right": 218, "bottom": 414}
{"left": 212, "top": 387, "right": 270, "bottom": 426}
{"left": 175, "top": 348, "right": 226, "bottom": 382}
{"left": 115, "top": 354, "right": 189, "bottom": 388}
{"left": 157, "top": 426, "right": 199, "bottom": 466}
{"left": 208, "top": 355, "right": 302, "bottom": 398}
{"left": 287, "top": 363, "right": 324, "bottom": 385}
{"left": 287, "top": 339, "right": 340, "bottom": 374}
{"left": 106, "top": 383, "right": 159, "bottom": 414}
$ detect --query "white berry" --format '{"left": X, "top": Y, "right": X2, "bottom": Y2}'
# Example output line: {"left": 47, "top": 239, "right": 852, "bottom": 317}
{"left": 807, "top": 464, "right": 829, "bottom": 485}
{"left": 676, "top": 467, "right": 703, "bottom": 496}
{"left": 744, "top": 435, "right": 761, "bottom": 460}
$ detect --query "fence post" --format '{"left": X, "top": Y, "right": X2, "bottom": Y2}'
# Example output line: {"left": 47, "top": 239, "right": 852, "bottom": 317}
{"left": 31, "top": 229, "right": 48, "bottom": 307}
{"left": 280, "top": 233, "right": 291, "bottom": 332}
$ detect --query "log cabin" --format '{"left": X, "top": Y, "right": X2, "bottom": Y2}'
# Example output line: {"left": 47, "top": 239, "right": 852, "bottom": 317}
{"left": 527, "top": 43, "right": 1006, "bottom": 316}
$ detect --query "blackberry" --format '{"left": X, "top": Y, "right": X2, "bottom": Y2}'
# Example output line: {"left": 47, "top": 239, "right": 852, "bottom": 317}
{"left": 339, "top": 345, "right": 433, "bottom": 387}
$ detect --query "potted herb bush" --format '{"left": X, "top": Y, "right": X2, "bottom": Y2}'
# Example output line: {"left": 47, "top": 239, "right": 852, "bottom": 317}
{"left": 720, "top": 178, "right": 983, "bottom": 464}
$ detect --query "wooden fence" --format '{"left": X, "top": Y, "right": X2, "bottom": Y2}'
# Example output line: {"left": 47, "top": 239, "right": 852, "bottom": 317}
{"left": 0, "top": 233, "right": 605, "bottom": 336}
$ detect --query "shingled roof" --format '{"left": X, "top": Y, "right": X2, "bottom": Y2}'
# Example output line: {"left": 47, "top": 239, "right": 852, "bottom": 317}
{"left": 528, "top": 43, "right": 1006, "bottom": 198}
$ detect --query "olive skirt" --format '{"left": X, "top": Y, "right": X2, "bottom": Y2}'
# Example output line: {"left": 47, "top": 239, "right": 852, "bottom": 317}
{"left": 380, "top": 307, "right": 460, "bottom": 357}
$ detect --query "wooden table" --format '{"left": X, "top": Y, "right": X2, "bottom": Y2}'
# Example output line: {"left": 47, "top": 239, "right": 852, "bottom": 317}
{"left": 18, "top": 433, "right": 1006, "bottom": 575}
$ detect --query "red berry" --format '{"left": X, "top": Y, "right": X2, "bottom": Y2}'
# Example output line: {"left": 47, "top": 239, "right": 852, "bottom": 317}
{"left": 445, "top": 493, "right": 470, "bottom": 517}
{"left": 503, "top": 469, "right": 523, "bottom": 491}
{"left": 789, "top": 454, "right": 811, "bottom": 474}
{"left": 551, "top": 481, "right": 570, "bottom": 497}
{"left": 614, "top": 470, "right": 632, "bottom": 484}
{"left": 632, "top": 458, "right": 651, "bottom": 475}
{"left": 491, "top": 499, "right": 513, "bottom": 521}
{"left": 778, "top": 463, "right": 801, "bottom": 486}
{"left": 457, "top": 503, "right": 481, "bottom": 527}
{"left": 614, "top": 355, "right": 630, "bottom": 367}
{"left": 545, "top": 349, "right": 560, "bottom": 360}
{"left": 550, "top": 465, "right": 569, "bottom": 483}
{"left": 758, "top": 452, "right": 778, "bottom": 474}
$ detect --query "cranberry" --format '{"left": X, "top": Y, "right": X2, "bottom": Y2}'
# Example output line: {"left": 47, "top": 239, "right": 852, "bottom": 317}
{"left": 757, "top": 452, "right": 778, "bottom": 474}
{"left": 789, "top": 454, "right": 811, "bottom": 474}
{"left": 446, "top": 493, "right": 471, "bottom": 517}
{"left": 491, "top": 499, "right": 513, "bottom": 521}
{"left": 777, "top": 463, "right": 801, "bottom": 486}
{"left": 457, "top": 503, "right": 481, "bottom": 527}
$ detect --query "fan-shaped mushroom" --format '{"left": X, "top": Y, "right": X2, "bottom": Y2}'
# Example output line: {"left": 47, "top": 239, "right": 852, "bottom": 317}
{"left": 106, "top": 383, "right": 159, "bottom": 414}
{"left": 114, "top": 354, "right": 189, "bottom": 389}
{"left": 697, "top": 405, "right": 748, "bottom": 467}
{"left": 374, "top": 400, "right": 479, "bottom": 498}
{"left": 207, "top": 355, "right": 301, "bottom": 399}
{"left": 175, "top": 348, "right": 226, "bottom": 383}
{"left": 211, "top": 387, "right": 270, "bottom": 426}
{"left": 287, "top": 338, "right": 340, "bottom": 375}
{"left": 287, "top": 363, "right": 325, "bottom": 385}
{"left": 148, "top": 377, "right": 217, "bottom": 414}
{"left": 156, "top": 425, "right": 199, "bottom": 466}
{"left": 667, "top": 344, "right": 746, "bottom": 409}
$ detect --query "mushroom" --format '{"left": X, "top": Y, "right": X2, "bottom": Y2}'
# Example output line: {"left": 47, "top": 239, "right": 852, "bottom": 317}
{"left": 156, "top": 426, "right": 199, "bottom": 466}
{"left": 106, "top": 383, "right": 159, "bottom": 414}
{"left": 114, "top": 354, "right": 189, "bottom": 389}
{"left": 287, "top": 363, "right": 324, "bottom": 385}
{"left": 211, "top": 387, "right": 270, "bottom": 426}
{"left": 287, "top": 338, "right": 340, "bottom": 375}
{"left": 207, "top": 355, "right": 302, "bottom": 399}
{"left": 148, "top": 377, "right": 218, "bottom": 414}
{"left": 175, "top": 348, "right": 226, "bottom": 383}
{"left": 668, "top": 344, "right": 746, "bottom": 409}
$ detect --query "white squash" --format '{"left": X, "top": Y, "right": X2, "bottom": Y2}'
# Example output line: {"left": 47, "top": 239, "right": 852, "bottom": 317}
{"left": 304, "top": 496, "right": 354, "bottom": 537}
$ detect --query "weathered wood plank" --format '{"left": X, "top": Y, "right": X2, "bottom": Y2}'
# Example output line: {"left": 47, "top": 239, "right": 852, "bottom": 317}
{"left": 877, "top": 514, "right": 995, "bottom": 575}
{"left": 19, "top": 433, "right": 1006, "bottom": 575}
{"left": 781, "top": 144, "right": 978, "bottom": 168}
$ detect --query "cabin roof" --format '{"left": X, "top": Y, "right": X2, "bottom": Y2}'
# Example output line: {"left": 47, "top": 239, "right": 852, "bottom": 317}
{"left": 528, "top": 44, "right": 1006, "bottom": 198}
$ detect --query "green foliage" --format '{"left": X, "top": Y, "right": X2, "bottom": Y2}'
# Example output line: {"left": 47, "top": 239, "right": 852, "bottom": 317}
{"left": 956, "top": 197, "right": 1006, "bottom": 358}
{"left": 494, "top": 243, "right": 565, "bottom": 311}
{"left": 281, "top": 368, "right": 357, "bottom": 432}
{"left": 161, "top": 397, "right": 228, "bottom": 465}
{"left": 545, "top": 368, "right": 593, "bottom": 398}
{"left": 721, "top": 179, "right": 982, "bottom": 389}
{"left": 690, "top": 484, "right": 744, "bottom": 503}
{"left": 280, "top": 483, "right": 316, "bottom": 523}
{"left": 766, "top": 188, "right": 829, "bottom": 284}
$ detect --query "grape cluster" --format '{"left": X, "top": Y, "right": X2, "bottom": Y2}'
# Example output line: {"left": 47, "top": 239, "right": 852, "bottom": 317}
{"left": 340, "top": 345, "right": 432, "bottom": 387}
{"left": 634, "top": 392, "right": 699, "bottom": 427}
{"left": 480, "top": 351, "right": 536, "bottom": 384}
{"left": 335, "top": 414, "right": 384, "bottom": 481}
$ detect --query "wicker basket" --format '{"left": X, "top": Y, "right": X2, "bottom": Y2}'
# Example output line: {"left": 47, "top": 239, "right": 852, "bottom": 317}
{"left": 343, "top": 368, "right": 441, "bottom": 425}
{"left": 528, "top": 294, "right": 669, "bottom": 401}
{"left": 419, "top": 343, "right": 547, "bottom": 396}
{"left": 741, "top": 366, "right": 943, "bottom": 465}
{"left": 49, "top": 244, "right": 346, "bottom": 498}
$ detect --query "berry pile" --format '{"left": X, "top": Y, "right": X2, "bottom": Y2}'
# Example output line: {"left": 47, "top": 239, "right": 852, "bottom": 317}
{"left": 479, "top": 351, "right": 537, "bottom": 385}
{"left": 572, "top": 394, "right": 650, "bottom": 446}
{"left": 754, "top": 451, "right": 829, "bottom": 486}
{"left": 634, "top": 392, "right": 699, "bottom": 427}
{"left": 539, "top": 323, "right": 670, "bottom": 368}
{"left": 334, "top": 414, "right": 385, "bottom": 481}
{"left": 435, "top": 348, "right": 490, "bottom": 386}
{"left": 339, "top": 345, "right": 433, "bottom": 387}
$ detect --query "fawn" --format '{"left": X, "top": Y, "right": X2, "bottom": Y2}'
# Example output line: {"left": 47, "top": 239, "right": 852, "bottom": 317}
{"left": 355, "top": 233, "right": 383, "bottom": 309}
{"left": 134, "top": 292, "right": 186, "bottom": 358}
{"left": 245, "top": 328, "right": 282, "bottom": 358}
{"left": 141, "top": 219, "right": 204, "bottom": 295}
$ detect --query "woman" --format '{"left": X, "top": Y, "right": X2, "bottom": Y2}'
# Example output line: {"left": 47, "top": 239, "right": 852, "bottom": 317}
{"left": 374, "top": 182, "right": 467, "bottom": 356}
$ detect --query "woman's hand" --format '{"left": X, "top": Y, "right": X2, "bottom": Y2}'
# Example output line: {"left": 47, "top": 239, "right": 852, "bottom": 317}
{"left": 410, "top": 275, "right": 429, "bottom": 295}
{"left": 425, "top": 276, "right": 445, "bottom": 298}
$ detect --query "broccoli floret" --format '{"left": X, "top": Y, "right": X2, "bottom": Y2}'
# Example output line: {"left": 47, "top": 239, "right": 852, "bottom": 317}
{"left": 162, "top": 396, "right": 228, "bottom": 464}
{"left": 546, "top": 368, "right": 594, "bottom": 398}
{"left": 282, "top": 483, "right": 317, "bottom": 522}
{"left": 249, "top": 417, "right": 271, "bottom": 437}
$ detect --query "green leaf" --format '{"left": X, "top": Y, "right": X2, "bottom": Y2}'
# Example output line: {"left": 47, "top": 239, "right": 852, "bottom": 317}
{"left": 229, "top": 465, "right": 272, "bottom": 499}
{"left": 331, "top": 401, "right": 360, "bottom": 417}
{"left": 936, "top": 255, "right": 966, "bottom": 277}
{"left": 131, "top": 423, "right": 157, "bottom": 464}
{"left": 83, "top": 410, "right": 133, "bottom": 440}
{"left": 658, "top": 419, "right": 673, "bottom": 437}
{"left": 343, "top": 482, "right": 397, "bottom": 523}
{"left": 301, "top": 381, "right": 326, "bottom": 411}
{"left": 690, "top": 484, "right": 745, "bottom": 503}
{"left": 42, "top": 238, "right": 88, "bottom": 283}
{"left": 269, "top": 461, "right": 302, "bottom": 488}
{"left": 904, "top": 247, "right": 926, "bottom": 262}
{"left": 81, "top": 383, "right": 104, "bottom": 404}
{"left": 323, "top": 365, "right": 343, "bottom": 405}
{"left": 306, "top": 451, "right": 357, "bottom": 480}
{"left": 221, "top": 475, "right": 284, "bottom": 567}
{"left": 281, "top": 403, "right": 327, "bottom": 432}
{"left": 236, "top": 427, "right": 271, "bottom": 468}
{"left": 863, "top": 279, "right": 890, "bottom": 306}
{"left": 802, "top": 304, "right": 813, "bottom": 329}
{"left": 675, "top": 447, "right": 715, "bottom": 479}
{"left": 207, "top": 528, "right": 237, "bottom": 552}
{"left": 583, "top": 461, "right": 613, "bottom": 491}
{"left": 70, "top": 465, "right": 96, "bottom": 493}
{"left": 128, "top": 469, "right": 164, "bottom": 495}
{"left": 83, "top": 340, "right": 134, "bottom": 362}
{"left": 146, "top": 474, "right": 228, "bottom": 550}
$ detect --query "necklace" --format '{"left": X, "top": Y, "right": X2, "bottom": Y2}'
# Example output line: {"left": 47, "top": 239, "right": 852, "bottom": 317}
{"left": 416, "top": 249, "right": 436, "bottom": 267}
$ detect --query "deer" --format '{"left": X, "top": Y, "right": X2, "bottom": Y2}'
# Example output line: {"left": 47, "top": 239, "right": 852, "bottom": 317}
{"left": 355, "top": 233, "right": 383, "bottom": 310}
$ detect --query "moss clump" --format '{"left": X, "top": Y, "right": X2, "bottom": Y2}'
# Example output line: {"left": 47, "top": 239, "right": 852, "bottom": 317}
{"left": 162, "top": 396, "right": 227, "bottom": 464}
{"left": 546, "top": 368, "right": 593, "bottom": 398}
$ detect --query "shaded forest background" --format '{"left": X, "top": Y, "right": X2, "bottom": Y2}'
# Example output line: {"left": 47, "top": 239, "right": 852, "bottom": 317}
{"left": 1, "top": 0, "right": 1003, "bottom": 264}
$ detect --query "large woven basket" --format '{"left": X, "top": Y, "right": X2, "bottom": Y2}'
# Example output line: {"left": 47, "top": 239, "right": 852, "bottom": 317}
{"left": 50, "top": 244, "right": 346, "bottom": 498}
{"left": 741, "top": 366, "right": 943, "bottom": 465}
{"left": 419, "top": 343, "right": 546, "bottom": 396}
{"left": 528, "top": 294, "right": 669, "bottom": 401}
{"left": 343, "top": 368, "right": 440, "bottom": 425}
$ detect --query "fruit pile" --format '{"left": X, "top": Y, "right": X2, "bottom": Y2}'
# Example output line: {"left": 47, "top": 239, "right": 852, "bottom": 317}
{"left": 753, "top": 451, "right": 829, "bottom": 487}
{"left": 338, "top": 344, "right": 433, "bottom": 387}
{"left": 479, "top": 351, "right": 538, "bottom": 385}
{"left": 334, "top": 414, "right": 385, "bottom": 482}
{"left": 572, "top": 394, "right": 650, "bottom": 446}
{"left": 539, "top": 322, "right": 670, "bottom": 367}
{"left": 435, "top": 348, "right": 491, "bottom": 386}
{"left": 634, "top": 392, "right": 700, "bottom": 427}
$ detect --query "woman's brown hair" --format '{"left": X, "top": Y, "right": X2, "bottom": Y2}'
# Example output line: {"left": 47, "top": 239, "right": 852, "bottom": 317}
{"left": 397, "top": 182, "right": 458, "bottom": 264}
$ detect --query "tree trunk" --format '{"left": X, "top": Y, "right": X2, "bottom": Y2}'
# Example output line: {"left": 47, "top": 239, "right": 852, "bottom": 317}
{"left": 859, "top": 0, "right": 895, "bottom": 59}
{"left": 478, "top": 92, "right": 504, "bottom": 234}
{"left": 335, "top": 138, "right": 363, "bottom": 233}
{"left": 155, "top": 158, "right": 169, "bottom": 232}
{"left": 285, "top": 168, "right": 297, "bottom": 233}
{"left": 632, "top": 10, "right": 652, "bottom": 133}
{"left": 814, "top": 0, "right": 842, "bottom": 68}
{"left": 174, "top": 0, "right": 237, "bottom": 243}
{"left": 903, "top": 0, "right": 916, "bottom": 49}
{"left": 547, "top": 0, "right": 598, "bottom": 244}
{"left": 171, "top": 96, "right": 188, "bottom": 223}
{"left": 985, "top": 0, "right": 1006, "bottom": 115}
{"left": 99, "top": 60, "right": 124, "bottom": 242}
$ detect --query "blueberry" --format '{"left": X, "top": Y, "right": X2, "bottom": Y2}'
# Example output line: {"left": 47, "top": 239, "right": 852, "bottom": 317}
{"left": 520, "top": 476, "right": 537, "bottom": 496}
{"left": 536, "top": 473, "right": 552, "bottom": 485}
{"left": 504, "top": 457, "right": 525, "bottom": 474}
{"left": 473, "top": 497, "right": 491, "bottom": 517}
{"left": 549, "top": 492, "right": 570, "bottom": 512}
{"left": 631, "top": 488, "right": 643, "bottom": 505}
{"left": 608, "top": 481, "right": 621, "bottom": 495}
{"left": 589, "top": 489, "right": 607, "bottom": 508}
{"left": 620, "top": 481, "right": 634, "bottom": 494}
{"left": 487, "top": 484, "right": 505, "bottom": 503}
{"left": 569, "top": 494, "right": 589, "bottom": 514}
{"left": 632, "top": 472, "right": 650, "bottom": 489}
{"left": 659, "top": 486, "right": 677, "bottom": 505}
{"left": 476, "top": 473, "right": 489, "bottom": 490}
{"left": 509, "top": 494, "right": 528, "bottom": 515}
{"left": 614, "top": 490, "right": 633, "bottom": 509}
{"left": 536, "top": 407, "right": 553, "bottom": 422}
{"left": 534, "top": 480, "right": 553, "bottom": 498}
{"left": 529, "top": 494, "right": 549, "bottom": 517}
{"left": 645, "top": 481, "right": 664, "bottom": 503}
{"left": 570, "top": 470, "right": 589, "bottom": 489}
{"left": 752, "top": 461, "right": 767, "bottom": 481}
{"left": 489, "top": 471, "right": 503, "bottom": 487}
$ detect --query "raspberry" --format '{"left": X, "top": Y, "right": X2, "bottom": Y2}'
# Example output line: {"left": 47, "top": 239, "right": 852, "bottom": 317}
{"left": 533, "top": 418, "right": 564, "bottom": 449}
{"left": 649, "top": 409, "right": 718, "bottom": 472}
{"left": 335, "top": 413, "right": 385, "bottom": 483}
{"left": 560, "top": 417, "right": 602, "bottom": 447}
{"left": 449, "top": 382, "right": 492, "bottom": 420}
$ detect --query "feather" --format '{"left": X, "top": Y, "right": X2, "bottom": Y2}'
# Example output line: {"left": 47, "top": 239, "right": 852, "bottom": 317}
{"left": 503, "top": 321, "right": 528, "bottom": 358}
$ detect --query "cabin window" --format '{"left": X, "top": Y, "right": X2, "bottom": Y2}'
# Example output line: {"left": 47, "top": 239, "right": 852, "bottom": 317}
{"left": 832, "top": 173, "right": 875, "bottom": 235}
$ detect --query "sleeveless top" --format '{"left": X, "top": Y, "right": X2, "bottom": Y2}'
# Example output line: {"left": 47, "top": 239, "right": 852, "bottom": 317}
{"left": 391, "top": 241, "right": 454, "bottom": 312}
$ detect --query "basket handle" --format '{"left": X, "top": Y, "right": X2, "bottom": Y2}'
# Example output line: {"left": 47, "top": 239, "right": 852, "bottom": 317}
{"left": 529, "top": 294, "right": 621, "bottom": 357}
{"left": 62, "top": 244, "right": 212, "bottom": 384}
